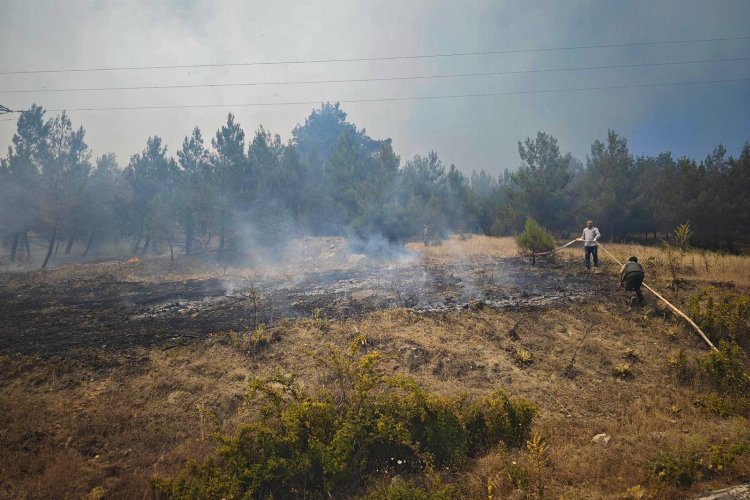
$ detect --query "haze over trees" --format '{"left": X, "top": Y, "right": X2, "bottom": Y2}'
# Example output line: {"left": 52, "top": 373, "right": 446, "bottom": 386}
{"left": 1, "top": 102, "right": 749, "bottom": 266}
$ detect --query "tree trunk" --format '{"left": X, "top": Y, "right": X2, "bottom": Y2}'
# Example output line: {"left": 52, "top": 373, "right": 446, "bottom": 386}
{"left": 54, "top": 237, "right": 61, "bottom": 256}
{"left": 134, "top": 215, "right": 145, "bottom": 253}
{"left": 82, "top": 230, "right": 96, "bottom": 257}
{"left": 65, "top": 236, "right": 74, "bottom": 255}
{"left": 185, "top": 215, "right": 193, "bottom": 256}
{"left": 42, "top": 226, "right": 58, "bottom": 270}
{"left": 10, "top": 232, "right": 20, "bottom": 262}
{"left": 218, "top": 217, "right": 225, "bottom": 259}
{"left": 23, "top": 231, "right": 30, "bottom": 256}
{"left": 143, "top": 235, "right": 151, "bottom": 256}
{"left": 168, "top": 236, "right": 174, "bottom": 263}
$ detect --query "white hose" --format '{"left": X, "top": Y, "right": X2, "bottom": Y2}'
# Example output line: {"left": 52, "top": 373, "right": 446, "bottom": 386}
{"left": 595, "top": 242, "right": 717, "bottom": 352}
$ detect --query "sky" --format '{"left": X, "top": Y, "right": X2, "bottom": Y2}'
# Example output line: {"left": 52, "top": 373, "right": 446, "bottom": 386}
{"left": 1, "top": 0, "right": 749, "bottom": 175}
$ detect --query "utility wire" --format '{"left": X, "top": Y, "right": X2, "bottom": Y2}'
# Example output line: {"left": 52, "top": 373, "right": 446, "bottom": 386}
{"left": 2, "top": 56, "right": 747, "bottom": 94}
{"left": 1, "top": 35, "right": 749, "bottom": 76}
{"left": 23, "top": 76, "right": 745, "bottom": 114}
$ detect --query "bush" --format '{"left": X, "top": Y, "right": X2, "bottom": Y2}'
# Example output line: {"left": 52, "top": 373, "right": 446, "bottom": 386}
{"left": 370, "top": 475, "right": 459, "bottom": 499}
{"left": 463, "top": 390, "right": 538, "bottom": 455}
{"left": 154, "top": 342, "right": 537, "bottom": 499}
{"left": 694, "top": 394, "right": 741, "bottom": 418}
{"left": 699, "top": 341, "right": 750, "bottom": 399}
{"left": 613, "top": 363, "right": 633, "bottom": 380}
{"left": 515, "top": 217, "right": 555, "bottom": 254}
{"left": 514, "top": 349, "right": 533, "bottom": 367}
{"left": 687, "top": 287, "right": 750, "bottom": 348}
{"left": 648, "top": 440, "right": 748, "bottom": 486}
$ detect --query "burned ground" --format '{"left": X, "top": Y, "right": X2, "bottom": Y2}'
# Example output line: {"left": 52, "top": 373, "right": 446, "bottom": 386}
{"left": 1, "top": 235, "right": 749, "bottom": 499}
{"left": 0, "top": 245, "right": 607, "bottom": 357}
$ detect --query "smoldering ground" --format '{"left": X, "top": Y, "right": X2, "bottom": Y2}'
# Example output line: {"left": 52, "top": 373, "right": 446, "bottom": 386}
{"left": 0, "top": 234, "right": 609, "bottom": 357}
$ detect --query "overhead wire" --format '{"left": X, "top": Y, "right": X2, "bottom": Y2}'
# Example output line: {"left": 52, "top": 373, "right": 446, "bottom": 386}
{"left": 21, "top": 76, "right": 745, "bottom": 113}
{"left": 1, "top": 56, "right": 747, "bottom": 94}
{"left": 1, "top": 34, "right": 748, "bottom": 75}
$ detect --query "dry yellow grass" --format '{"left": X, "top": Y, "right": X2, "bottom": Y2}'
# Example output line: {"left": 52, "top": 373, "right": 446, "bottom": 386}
{"left": 408, "top": 233, "right": 750, "bottom": 289}
{"left": 559, "top": 242, "right": 750, "bottom": 287}
{"left": 2, "top": 235, "right": 749, "bottom": 498}
{"left": 2, "top": 302, "right": 748, "bottom": 498}
{"left": 406, "top": 234, "right": 520, "bottom": 260}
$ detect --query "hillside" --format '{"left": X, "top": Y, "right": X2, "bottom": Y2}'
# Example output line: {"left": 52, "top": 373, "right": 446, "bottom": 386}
{"left": 1, "top": 235, "right": 749, "bottom": 499}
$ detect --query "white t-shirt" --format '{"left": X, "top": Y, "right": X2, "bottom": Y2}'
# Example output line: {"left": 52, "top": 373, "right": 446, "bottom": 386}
{"left": 582, "top": 227, "right": 601, "bottom": 247}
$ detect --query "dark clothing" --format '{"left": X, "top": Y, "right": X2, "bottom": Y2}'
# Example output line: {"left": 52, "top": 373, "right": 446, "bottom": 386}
{"left": 624, "top": 274, "right": 644, "bottom": 302}
{"left": 621, "top": 261, "right": 644, "bottom": 281}
{"left": 584, "top": 245, "right": 598, "bottom": 269}
{"left": 621, "top": 261, "right": 645, "bottom": 303}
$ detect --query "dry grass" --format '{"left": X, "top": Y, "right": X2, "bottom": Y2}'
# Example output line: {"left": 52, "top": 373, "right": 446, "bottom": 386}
{"left": 560, "top": 242, "right": 750, "bottom": 287}
{"left": 406, "top": 234, "right": 520, "bottom": 260}
{"left": 2, "top": 298, "right": 748, "bottom": 498}
{"left": 0, "top": 346, "right": 255, "bottom": 499}
{"left": 2, "top": 235, "right": 749, "bottom": 498}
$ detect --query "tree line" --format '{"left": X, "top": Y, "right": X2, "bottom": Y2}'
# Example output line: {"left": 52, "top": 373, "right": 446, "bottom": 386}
{"left": 1, "top": 102, "right": 748, "bottom": 267}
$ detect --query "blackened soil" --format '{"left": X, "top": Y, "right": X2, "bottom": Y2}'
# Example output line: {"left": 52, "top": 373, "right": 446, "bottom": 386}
{"left": 0, "top": 256, "right": 612, "bottom": 356}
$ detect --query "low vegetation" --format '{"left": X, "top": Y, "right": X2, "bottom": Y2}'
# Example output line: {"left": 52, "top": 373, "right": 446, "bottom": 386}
{"left": 649, "top": 438, "right": 749, "bottom": 487}
{"left": 687, "top": 287, "right": 750, "bottom": 348}
{"left": 516, "top": 217, "right": 556, "bottom": 254}
{"left": 2, "top": 235, "right": 749, "bottom": 498}
{"left": 154, "top": 341, "right": 537, "bottom": 498}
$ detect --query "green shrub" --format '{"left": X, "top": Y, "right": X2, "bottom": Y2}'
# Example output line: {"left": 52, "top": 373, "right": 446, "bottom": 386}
{"left": 516, "top": 217, "right": 555, "bottom": 254}
{"left": 687, "top": 287, "right": 750, "bottom": 347}
{"left": 463, "top": 390, "right": 538, "bottom": 455}
{"left": 649, "top": 440, "right": 748, "bottom": 486}
{"left": 649, "top": 448, "right": 705, "bottom": 486}
{"left": 699, "top": 341, "right": 750, "bottom": 399}
{"left": 369, "top": 475, "right": 459, "bottom": 500}
{"left": 155, "top": 343, "right": 537, "bottom": 499}
{"left": 694, "top": 394, "right": 739, "bottom": 418}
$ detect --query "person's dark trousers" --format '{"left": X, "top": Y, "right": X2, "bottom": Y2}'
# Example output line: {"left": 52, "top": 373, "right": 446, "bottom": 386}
{"left": 584, "top": 245, "right": 598, "bottom": 269}
{"left": 625, "top": 275, "right": 644, "bottom": 302}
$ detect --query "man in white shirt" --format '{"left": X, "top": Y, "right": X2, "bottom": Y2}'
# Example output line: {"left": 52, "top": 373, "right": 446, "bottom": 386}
{"left": 581, "top": 220, "right": 601, "bottom": 270}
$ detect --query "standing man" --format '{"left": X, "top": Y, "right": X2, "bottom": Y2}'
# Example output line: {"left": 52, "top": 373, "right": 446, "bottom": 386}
{"left": 423, "top": 224, "right": 429, "bottom": 247}
{"left": 619, "top": 256, "right": 645, "bottom": 305}
{"left": 581, "top": 220, "right": 601, "bottom": 269}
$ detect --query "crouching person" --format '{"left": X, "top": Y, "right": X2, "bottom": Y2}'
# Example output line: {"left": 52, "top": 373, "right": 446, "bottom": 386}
{"left": 619, "top": 256, "right": 645, "bottom": 305}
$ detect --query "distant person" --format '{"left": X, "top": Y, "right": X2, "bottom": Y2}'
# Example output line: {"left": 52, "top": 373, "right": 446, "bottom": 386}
{"left": 580, "top": 220, "right": 601, "bottom": 269}
{"left": 423, "top": 225, "right": 429, "bottom": 247}
{"left": 619, "top": 256, "right": 645, "bottom": 305}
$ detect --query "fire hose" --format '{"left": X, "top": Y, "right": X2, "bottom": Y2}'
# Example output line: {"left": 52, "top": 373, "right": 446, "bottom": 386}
{"left": 528, "top": 238, "right": 718, "bottom": 352}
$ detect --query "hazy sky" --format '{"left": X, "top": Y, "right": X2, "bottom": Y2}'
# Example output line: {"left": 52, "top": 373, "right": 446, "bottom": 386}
{"left": 1, "top": 0, "right": 749, "bottom": 174}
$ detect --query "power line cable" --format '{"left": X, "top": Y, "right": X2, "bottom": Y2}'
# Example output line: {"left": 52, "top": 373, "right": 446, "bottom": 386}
{"left": 1, "top": 35, "right": 749, "bottom": 76}
{"left": 18, "top": 76, "right": 742, "bottom": 114}
{"left": 1, "top": 56, "right": 747, "bottom": 94}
